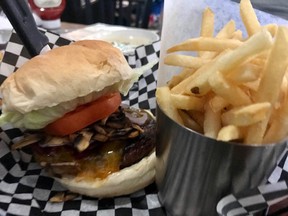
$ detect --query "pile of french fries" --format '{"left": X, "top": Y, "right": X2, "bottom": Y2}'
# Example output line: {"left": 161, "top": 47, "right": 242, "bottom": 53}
{"left": 156, "top": 0, "right": 288, "bottom": 144}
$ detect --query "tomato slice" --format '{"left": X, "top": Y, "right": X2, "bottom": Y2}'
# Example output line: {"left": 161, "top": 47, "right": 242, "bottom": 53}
{"left": 44, "top": 92, "right": 122, "bottom": 136}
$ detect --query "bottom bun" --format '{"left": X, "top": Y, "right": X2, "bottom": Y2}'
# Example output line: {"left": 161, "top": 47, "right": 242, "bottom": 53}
{"left": 55, "top": 151, "right": 156, "bottom": 198}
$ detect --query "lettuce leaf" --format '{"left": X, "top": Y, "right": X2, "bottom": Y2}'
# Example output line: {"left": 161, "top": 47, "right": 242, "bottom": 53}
{"left": 0, "top": 63, "right": 157, "bottom": 130}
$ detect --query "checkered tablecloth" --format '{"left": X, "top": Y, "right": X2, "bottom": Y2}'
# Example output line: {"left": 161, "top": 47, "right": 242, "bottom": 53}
{"left": 217, "top": 148, "right": 288, "bottom": 216}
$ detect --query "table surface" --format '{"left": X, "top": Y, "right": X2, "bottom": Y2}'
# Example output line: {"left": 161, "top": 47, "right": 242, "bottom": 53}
{"left": 56, "top": 21, "right": 87, "bottom": 34}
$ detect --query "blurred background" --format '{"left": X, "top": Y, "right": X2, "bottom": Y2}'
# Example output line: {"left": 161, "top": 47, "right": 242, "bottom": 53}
{"left": 61, "top": 0, "right": 164, "bottom": 29}
{"left": 0, "top": 0, "right": 164, "bottom": 30}
{"left": 0, "top": 0, "right": 164, "bottom": 58}
{"left": 231, "top": 0, "right": 288, "bottom": 20}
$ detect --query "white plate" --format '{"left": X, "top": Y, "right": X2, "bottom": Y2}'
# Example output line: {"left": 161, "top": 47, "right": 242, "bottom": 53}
{"left": 97, "top": 29, "right": 159, "bottom": 45}
{"left": 83, "top": 28, "right": 160, "bottom": 54}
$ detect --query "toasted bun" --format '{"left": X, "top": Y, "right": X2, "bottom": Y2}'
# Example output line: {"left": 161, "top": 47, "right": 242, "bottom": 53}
{"left": 56, "top": 151, "right": 156, "bottom": 198}
{"left": 1, "top": 40, "right": 136, "bottom": 113}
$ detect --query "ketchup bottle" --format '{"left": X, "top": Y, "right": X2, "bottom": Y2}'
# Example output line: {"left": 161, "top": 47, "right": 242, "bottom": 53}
{"left": 28, "top": 0, "right": 66, "bottom": 29}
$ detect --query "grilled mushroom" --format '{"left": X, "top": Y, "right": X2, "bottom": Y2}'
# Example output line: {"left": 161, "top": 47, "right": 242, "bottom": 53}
{"left": 128, "top": 130, "right": 140, "bottom": 138}
{"left": 39, "top": 136, "right": 70, "bottom": 147}
{"left": 93, "top": 133, "right": 109, "bottom": 142}
{"left": 49, "top": 191, "right": 79, "bottom": 203}
{"left": 131, "top": 124, "right": 144, "bottom": 133}
{"left": 11, "top": 134, "right": 43, "bottom": 150}
{"left": 73, "top": 130, "right": 93, "bottom": 152}
{"left": 94, "top": 125, "right": 107, "bottom": 135}
{"left": 40, "top": 161, "right": 77, "bottom": 167}
{"left": 108, "top": 127, "right": 134, "bottom": 138}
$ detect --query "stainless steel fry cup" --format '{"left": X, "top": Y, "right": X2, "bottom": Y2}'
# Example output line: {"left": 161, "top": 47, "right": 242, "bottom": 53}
{"left": 155, "top": 106, "right": 287, "bottom": 216}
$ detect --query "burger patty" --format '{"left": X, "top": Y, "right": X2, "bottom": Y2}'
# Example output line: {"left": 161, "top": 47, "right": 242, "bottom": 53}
{"left": 26, "top": 107, "right": 156, "bottom": 180}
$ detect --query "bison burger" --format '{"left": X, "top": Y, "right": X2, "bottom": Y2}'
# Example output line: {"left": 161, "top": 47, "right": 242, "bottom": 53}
{"left": 0, "top": 40, "right": 156, "bottom": 198}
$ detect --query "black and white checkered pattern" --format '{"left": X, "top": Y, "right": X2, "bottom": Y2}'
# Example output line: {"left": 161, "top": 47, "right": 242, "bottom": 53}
{"left": 0, "top": 30, "right": 71, "bottom": 80}
{"left": 123, "top": 41, "right": 160, "bottom": 116}
{"left": 217, "top": 147, "right": 288, "bottom": 216}
{"left": 0, "top": 30, "right": 164, "bottom": 216}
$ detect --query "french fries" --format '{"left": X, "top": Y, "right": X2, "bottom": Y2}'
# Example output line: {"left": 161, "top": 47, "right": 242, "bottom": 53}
{"left": 217, "top": 125, "right": 244, "bottom": 142}
{"left": 170, "top": 94, "right": 205, "bottom": 111}
{"left": 209, "top": 70, "right": 252, "bottom": 106}
{"left": 157, "top": 0, "right": 288, "bottom": 145}
{"left": 200, "top": 8, "right": 215, "bottom": 39}
{"left": 203, "top": 101, "right": 221, "bottom": 139}
{"left": 209, "top": 96, "right": 229, "bottom": 113}
{"left": 178, "top": 110, "right": 203, "bottom": 133}
{"left": 221, "top": 102, "right": 271, "bottom": 126}
{"left": 164, "top": 54, "right": 210, "bottom": 69}
{"left": 156, "top": 86, "right": 184, "bottom": 125}
{"left": 240, "top": 0, "right": 261, "bottom": 36}
{"left": 245, "top": 27, "right": 288, "bottom": 144}
{"left": 199, "top": 8, "right": 215, "bottom": 57}
{"left": 170, "top": 30, "right": 272, "bottom": 96}
{"left": 167, "top": 37, "right": 242, "bottom": 54}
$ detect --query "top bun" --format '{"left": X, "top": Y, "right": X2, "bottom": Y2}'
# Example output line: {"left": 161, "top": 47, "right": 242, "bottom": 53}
{"left": 1, "top": 40, "right": 136, "bottom": 113}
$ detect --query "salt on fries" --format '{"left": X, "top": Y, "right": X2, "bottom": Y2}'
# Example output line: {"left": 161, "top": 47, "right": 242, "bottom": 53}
{"left": 156, "top": 0, "right": 288, "bottom": 144}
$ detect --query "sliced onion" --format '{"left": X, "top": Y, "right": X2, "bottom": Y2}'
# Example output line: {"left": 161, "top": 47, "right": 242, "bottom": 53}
{"left": 124, "top": 110, "right": 148, "bottom": 125}
{"left": 39, "top": 136, "right": 70, "bottom": 148}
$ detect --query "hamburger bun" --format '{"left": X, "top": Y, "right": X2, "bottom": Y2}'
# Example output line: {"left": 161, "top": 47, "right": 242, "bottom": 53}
{"left": 0, "top": 40, "right": 144, "bottom": 129}
{"left": 56, "top": 151, "right": 156, "bottom": 198}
